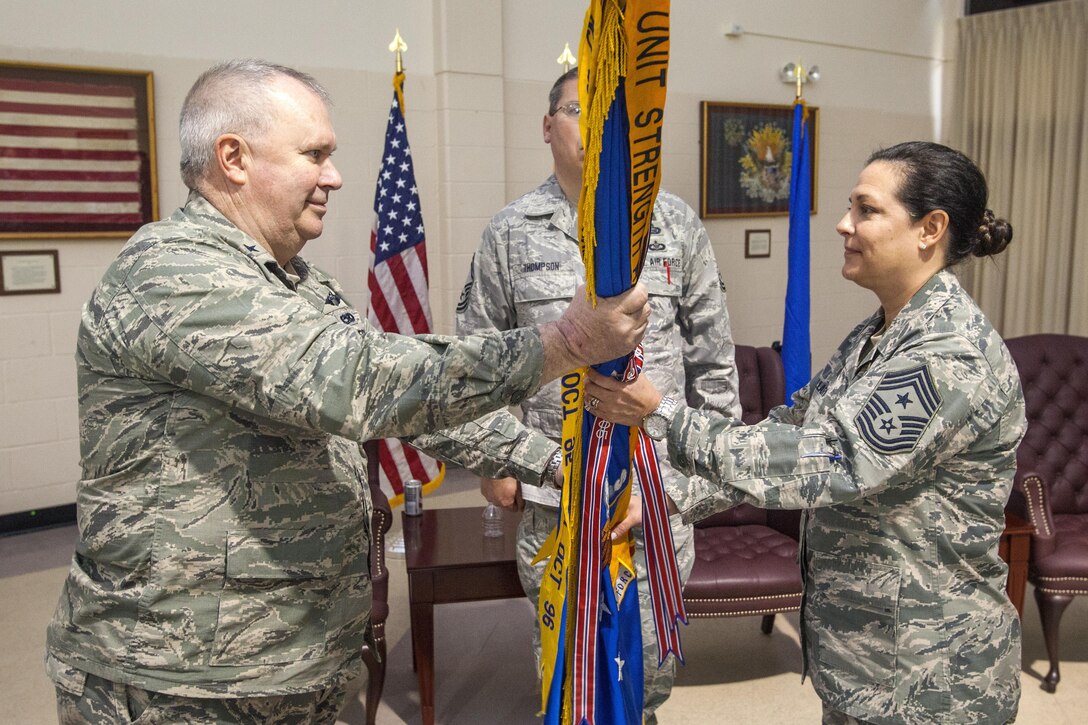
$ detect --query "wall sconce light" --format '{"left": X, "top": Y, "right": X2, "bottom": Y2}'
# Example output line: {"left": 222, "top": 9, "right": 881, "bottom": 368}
{"left": 780, "top": 62, "right": 820, "bottom": 86}
{"left": 780, "top": 61, "right": 819, "bottom": 99}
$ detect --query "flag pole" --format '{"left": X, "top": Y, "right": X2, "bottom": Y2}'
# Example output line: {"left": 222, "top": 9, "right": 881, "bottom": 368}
{"left": 537, "top": 4, "right": 685, "bottom": 722}
{"left": 370, "top": 27, "right": 446, "bottom": 518}
{"left": 783, "top": 58, "right": 812, "bottom": 401}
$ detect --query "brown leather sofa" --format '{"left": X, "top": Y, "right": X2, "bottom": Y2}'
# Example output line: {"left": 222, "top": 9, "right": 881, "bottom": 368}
{"left": 681, "top": 345, "right": 803, "bottom": 632}
{"left": 1005, "top": 333, "right": 1088, "bottom": 693}
{"left": 361, "top": 440, "right": 393, "bottom": 724}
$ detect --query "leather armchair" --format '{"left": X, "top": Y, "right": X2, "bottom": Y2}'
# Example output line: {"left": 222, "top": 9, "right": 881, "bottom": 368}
{"left": 1004, "top": 334, "right": 1088, "bottom": 693}
{"left": 361, "top": 440, "right": 393, "bottom": 724}
{"left": 681, "top": 345, "right": 803, "bottom": 633}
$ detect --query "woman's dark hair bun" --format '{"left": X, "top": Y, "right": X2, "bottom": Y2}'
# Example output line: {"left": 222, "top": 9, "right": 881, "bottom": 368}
{"left": 866, "top": 142, "right": 1013, "bottom": 266}
{"left": 974, "top": 209, "right": 1013, "bottom": 258}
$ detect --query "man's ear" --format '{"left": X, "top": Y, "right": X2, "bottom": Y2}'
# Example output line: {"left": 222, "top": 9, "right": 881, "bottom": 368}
{"left": 542, "top": 114, "right": 553, "bottom": 145}
{"left": 920, "top": 209, "right": 950, "bottom": 249}
{"left": 214, "top": 134, "right": 247, "bottom": 186}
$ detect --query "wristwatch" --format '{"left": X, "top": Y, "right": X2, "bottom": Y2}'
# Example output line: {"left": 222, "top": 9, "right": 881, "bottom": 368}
{"left": 541, "top": 449, "right": 563, "bottom": 488}
{"left": 641, "top": 396, "right": 678, "bottom": 440}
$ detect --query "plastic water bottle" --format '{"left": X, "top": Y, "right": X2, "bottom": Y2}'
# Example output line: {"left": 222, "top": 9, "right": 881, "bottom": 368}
{"left": 482, "top": 503, "right": 504, "bottom": 537}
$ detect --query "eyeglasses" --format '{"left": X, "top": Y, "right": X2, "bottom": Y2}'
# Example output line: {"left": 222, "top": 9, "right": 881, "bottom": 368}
{"left": 552, "top": 101, "right": 581, "bottom": 119}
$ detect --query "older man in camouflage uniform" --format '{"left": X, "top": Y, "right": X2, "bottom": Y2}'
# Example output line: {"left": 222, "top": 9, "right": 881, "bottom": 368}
{"left": 455, "top": 68, "right": 740, "bottom": 723}
{"left": 594, "top": 268, "right": 1026, "bottom": 724}
{"left": 45, "top": 60, "right": 649, "bottom": 724}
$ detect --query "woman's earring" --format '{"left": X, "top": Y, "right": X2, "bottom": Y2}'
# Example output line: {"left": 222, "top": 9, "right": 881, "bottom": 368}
{"left": 919, "top": 241, "right": 928, "bottom": 250}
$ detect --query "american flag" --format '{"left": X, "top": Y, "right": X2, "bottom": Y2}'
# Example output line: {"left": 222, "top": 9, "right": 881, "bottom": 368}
{"left": 0, "top": 69, "right": 151, "bottom": 234}
{"left": 367, "top": 71, "right": 444, "bottom": 505}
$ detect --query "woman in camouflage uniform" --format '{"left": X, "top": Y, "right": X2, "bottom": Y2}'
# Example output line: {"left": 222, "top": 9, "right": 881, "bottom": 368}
{"left": 587, "top": 142, "right": 1024, "bottom": 724}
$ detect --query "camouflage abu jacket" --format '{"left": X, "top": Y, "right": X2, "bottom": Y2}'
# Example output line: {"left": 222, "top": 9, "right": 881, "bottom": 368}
{"left": 455, "top": 175, "right": 740, "bottom": 504}
{"left": 47, "top": 191, "right": 551, "bottom": 697}
{"left": 667, "top": 270, "right": 1026, "bottom": 724}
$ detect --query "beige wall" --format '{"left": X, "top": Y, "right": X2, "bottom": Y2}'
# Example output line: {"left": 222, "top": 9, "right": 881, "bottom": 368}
{"left": 0, "top": 0, "right": 960, "bottom": 514}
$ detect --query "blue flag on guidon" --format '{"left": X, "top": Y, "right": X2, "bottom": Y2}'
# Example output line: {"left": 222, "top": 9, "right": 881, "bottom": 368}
{"left": 782, "top": 100, "right": 812, "bottom": 402}
{"left": 534, "top": 3, "right": 684, "bottom": 724}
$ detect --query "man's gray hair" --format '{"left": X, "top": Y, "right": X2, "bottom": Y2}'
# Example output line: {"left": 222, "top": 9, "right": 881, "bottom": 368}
{"left": 548, "top": 67, "right": 579, "bottom": 115}
{"left": 179, "top": 59, "right": 331, "bottom": 190}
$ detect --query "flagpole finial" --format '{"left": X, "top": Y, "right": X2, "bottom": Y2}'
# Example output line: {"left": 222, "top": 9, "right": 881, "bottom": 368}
{"left": 795, "top": 59, "right": 804, "bottom": 100}
{"left": 557, "top": 42, "right": 577, "bottom": 73}
{"left": 389, "top": 28, "right": 408, "bottom": 74}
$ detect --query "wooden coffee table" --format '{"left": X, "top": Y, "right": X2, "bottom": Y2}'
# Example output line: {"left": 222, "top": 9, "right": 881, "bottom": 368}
{"left": 402, "top": 506, "right": 525, "bottom": 725}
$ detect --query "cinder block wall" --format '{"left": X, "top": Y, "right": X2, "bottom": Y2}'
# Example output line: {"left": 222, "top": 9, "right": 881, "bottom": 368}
{"left": 0, "top": 0, "right": 960, "bottom": 515}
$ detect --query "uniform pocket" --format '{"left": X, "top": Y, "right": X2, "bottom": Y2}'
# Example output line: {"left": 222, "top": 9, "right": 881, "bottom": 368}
{"left": 210, "top": 450, "right": 369, "bottom": 667}
{"left": 46, "top": 656, "right": 88, "bottom": 696}
{"left": 807, "top": 553, "right": 900, "bottom": 688}
{"left": 641, "top": 271, "right": 681, "bottom": 298}
{"left": 641, "top": 271, "right": 681, "bottom": 342}
{"left": 513, "top": 272, "right": 576, "bottom": 326}
{"left": 210, "top": 527, "right": 340, "bottom": 666}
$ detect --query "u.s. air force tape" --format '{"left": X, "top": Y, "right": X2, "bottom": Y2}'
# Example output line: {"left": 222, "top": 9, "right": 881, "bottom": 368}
{"left": 854, "top": 364, "right": 942, "bottom": 454}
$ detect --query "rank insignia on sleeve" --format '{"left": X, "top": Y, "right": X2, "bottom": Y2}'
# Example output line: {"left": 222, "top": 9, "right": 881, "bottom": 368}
{"left": 854, "top": 364, "right": 942, "bottom": 454}
{"left": 455, "top": 256, "right": 476, "bottom": 314}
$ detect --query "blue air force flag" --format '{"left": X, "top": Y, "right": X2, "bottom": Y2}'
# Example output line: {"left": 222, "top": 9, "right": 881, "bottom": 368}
{"left": 854, "top": 365, "right": 942, "bottom": 454}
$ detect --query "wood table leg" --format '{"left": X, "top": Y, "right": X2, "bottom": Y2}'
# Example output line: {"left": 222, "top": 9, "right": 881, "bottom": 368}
{"left": 1005, "top": 533, "right": 1030, "bottom": 617}
{"left": 999, "top": 513, "right": 1033, "bottom": 618}
{"left": 401, "top": 507, "right": 525, "bottom": 724}
{"left": 410, "top": 597, "right": 436, "bottom": 725}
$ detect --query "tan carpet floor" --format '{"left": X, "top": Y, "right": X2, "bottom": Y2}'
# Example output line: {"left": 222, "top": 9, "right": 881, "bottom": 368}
{"left": 3, "top": 468, "right": 1087, "bottom": 724}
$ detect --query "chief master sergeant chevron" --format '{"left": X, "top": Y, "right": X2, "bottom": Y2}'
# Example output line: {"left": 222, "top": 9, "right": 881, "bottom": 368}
{"left": 44, "top": 59, "right": 650, "bottom": 724}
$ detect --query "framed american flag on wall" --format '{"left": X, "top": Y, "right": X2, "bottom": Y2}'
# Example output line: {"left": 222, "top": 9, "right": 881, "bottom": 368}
{"left": 0, "top": 60, "right": 158, "bottom": 238}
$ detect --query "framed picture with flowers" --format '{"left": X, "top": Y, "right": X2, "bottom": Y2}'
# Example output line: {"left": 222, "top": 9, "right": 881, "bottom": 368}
{"left": 699, "top": 101, "right": 818, "bottom": 218}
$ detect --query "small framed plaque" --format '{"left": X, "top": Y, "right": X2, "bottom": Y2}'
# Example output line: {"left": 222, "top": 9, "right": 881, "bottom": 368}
{"left": 0, "top": 250, "right": 60, "bottom": 294}
{"left": 745, "top": 229, "right": 771, "bottom": 258}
